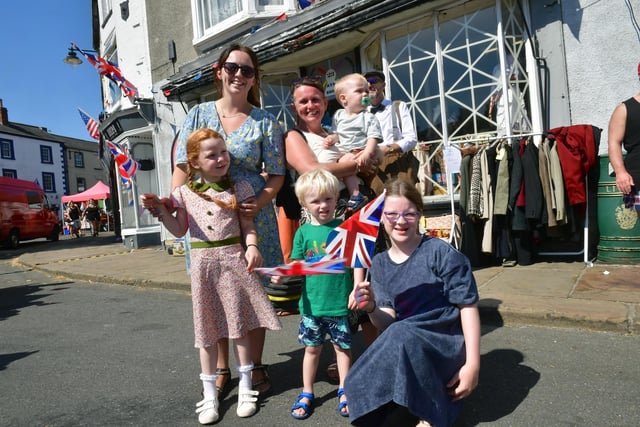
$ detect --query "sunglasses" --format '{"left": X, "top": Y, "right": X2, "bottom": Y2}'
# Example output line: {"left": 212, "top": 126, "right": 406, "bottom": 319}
{"left": 221, "top": 62, "right": 256, "bottom": 78}
{"left": 367, "top": 77, "right": 383, "bottom": 84}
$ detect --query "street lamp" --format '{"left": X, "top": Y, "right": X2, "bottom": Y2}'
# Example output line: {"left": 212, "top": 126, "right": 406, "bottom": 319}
{"left": 63, "top": 43, "right": 98, "bottom": 66}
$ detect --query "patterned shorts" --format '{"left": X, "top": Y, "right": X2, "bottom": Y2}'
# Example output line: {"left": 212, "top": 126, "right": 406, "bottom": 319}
{"left": 623, "top": 191, "right": 640, "bottom": 211}
{"left": 298, "top": 314, "right": 352, "bottom": 349}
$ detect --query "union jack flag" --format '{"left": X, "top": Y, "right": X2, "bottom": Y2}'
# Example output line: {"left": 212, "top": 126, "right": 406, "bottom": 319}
{"left": 72, "top": 42, "right": 138, "bottom": 101}
{"left": 255, "top": 254, "right": 346, "bottom": 276}
{"left": 324, "top": 191, "right": 385, "bottom": 268}
{"left": 107, "top": 141, "right": 139, "bottom": 179}
{"left": 78, "top": 108, "right": 100, "bottom": 140}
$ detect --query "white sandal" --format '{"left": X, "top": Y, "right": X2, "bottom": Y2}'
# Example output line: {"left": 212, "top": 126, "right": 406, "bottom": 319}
{"left": 195, "top": 397, "right": 219, "bottom": 424}
{"left": 236, "top": 388, "right": 259, "bottom": 418}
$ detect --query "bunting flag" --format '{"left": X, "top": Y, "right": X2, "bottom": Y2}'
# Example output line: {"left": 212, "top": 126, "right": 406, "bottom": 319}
{"left": 298, "top": 0, "right": 314, "bottom": 9}
{"left": 78, "top": 108, "right": 100, "bottom": 141}
{"left": 107, "top": 140, "right": 139, "bottom": 179}
{"left": 324, "top": 191, "right": 386, "bottom": 268}
{"left": 255, "top": 254, "right": 346, "bottom": 276}
{"left": 72, "top": 42, "right": 138, "bottom": 101}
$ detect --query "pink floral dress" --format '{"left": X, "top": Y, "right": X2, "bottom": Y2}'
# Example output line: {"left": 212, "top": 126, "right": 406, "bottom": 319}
{"left": 171, "top": 181, "right": 281, "bottom": 348}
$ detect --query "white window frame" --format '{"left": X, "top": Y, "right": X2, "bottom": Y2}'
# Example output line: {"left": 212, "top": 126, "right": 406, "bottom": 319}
{"left": 74, "top": 151, "right": 85, "bottom": 168}
{"left": 360, "top": 0, "right": 539, "bottom": 197}
{"left": 40, "top": 145, "right": 53, "bottom": 164}
{"left": 192, "top": 0, "right": 295, "bottom": 42}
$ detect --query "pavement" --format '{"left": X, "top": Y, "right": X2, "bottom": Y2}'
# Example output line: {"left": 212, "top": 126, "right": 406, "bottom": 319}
{"left": 11, "top": 231, "right": 640, "bottom": 335}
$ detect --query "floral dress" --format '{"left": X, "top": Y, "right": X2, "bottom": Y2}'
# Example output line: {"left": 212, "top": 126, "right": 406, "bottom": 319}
{"left": 171, "top": 181, "right": 281, "bottom": 347}
{"left": 176, "top": 103, "right": 285, "bottom": 284}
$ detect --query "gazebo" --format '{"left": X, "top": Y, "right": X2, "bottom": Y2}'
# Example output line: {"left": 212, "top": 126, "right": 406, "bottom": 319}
{"left": 61, "top": 180, "right": 110, "bottom": 203}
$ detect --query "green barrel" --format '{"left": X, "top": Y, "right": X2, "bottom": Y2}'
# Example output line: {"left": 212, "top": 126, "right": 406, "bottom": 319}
{"left": 597, "top": 156, "right": 640, "bottom": 263}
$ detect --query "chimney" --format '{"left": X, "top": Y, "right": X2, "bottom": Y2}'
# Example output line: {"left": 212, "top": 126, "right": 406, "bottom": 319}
{"left": 0, "top": 99, "right": 8, "bottom": 125}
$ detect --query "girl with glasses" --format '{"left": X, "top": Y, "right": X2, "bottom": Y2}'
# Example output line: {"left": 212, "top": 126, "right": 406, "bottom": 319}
{"left": 344, "top": 178, "right": 480, "bottom": 427}
{"left": 169, "top": 43, "right": 285, "bottom": 408}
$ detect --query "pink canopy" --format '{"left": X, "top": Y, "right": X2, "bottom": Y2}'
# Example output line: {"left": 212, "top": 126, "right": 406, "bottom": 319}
{"left": 62, "top": 180, "right": 111, "bottom": 203}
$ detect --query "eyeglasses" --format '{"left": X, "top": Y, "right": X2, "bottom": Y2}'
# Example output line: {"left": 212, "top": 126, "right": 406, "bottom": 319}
{"left": 221, "top": 62, "right": 256, "bottom": 78}
{"left": 367, "top": 77, "right": 383, "bottom": 85}
{"left": 383, "top": 211, "right": 420, "bottom": 222}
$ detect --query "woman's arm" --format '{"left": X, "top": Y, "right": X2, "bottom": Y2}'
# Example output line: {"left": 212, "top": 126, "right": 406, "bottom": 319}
{"left": 448, "top": 303, "right": 480, "bottom": 401}
{"left": 285, "top": 130, "right": 359, "bottom": 178}
{"left": 238, "top": 174, "right": 284, "bottom": 218}
{"left": 171, "top": 164, "right": 188, "bottom": 191}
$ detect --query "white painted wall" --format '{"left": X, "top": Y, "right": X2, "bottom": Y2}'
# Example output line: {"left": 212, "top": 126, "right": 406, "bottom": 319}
{"left": 563, "top": 0, "right": 640, "bottom": 154}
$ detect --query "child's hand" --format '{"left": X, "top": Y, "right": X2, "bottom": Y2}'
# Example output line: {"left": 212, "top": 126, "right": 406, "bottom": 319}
{"left": 322, "top": 134, "right": 338, "bottom": 149}
{"left": 245, "top": 245, "right": 263, "bottom": 272}
{"left": 351, "top": 281, "right": 374, "bottom": 312}
{"left": 270, "top": 275, "right": 283, "bottom": 285}
{"left": 347, "top": 289, "right": 357, "bottom": 310}
{"left": 141, "top": 193, "right": 160, "bottom": 209}
{"left": 447, "top": 362, "right": 480, "bottom": 402}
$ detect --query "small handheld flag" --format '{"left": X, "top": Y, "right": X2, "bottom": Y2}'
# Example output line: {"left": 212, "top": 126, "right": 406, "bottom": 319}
{"left": 324, "top": 191, "right": 386, "bottom": 269}
{"left": 255, "top": 255, "right": 346, "bottom": 276}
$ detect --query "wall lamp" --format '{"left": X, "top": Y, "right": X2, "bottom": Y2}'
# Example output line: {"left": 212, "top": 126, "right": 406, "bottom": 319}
{"left": 63, "top": 43, "right": 97, "bottom": 66}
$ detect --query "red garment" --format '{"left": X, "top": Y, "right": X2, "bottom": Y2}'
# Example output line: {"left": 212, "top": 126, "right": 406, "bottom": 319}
{"left": 546, "top": 125, "right": 598, "bottom": 206}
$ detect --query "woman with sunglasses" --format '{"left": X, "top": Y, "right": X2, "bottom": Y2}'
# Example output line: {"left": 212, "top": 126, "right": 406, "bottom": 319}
{"left": 170, "top": 44, "right": 284, "bottom": 413}
{"left": 344, "top": 178, "right": 480, "bottom": 427}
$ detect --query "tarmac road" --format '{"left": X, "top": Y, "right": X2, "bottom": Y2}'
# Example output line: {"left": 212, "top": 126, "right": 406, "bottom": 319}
{"left": 1, "top": 259, "right": 639, "bottom": 426}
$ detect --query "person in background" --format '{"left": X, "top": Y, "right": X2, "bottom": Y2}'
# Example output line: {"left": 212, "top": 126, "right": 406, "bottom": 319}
{"left": 345, "top": 178, "right": 480, "bottom": 427}
{"left": 277, "top": 168, "right": 361, "bottom": 420}
{"left": 607, "top": 63, "right": 640, "bottom": 216}
{"left": 65, "top": 201, "right": 82, "bottom": 238}
{"left": 364, "top": 70, "right": 419, "bottom": 195}
{"left": 83, "top": 199, "right": 101, "bottom": 237}
{"left": 170, "top": 43, "right": 285, "bottom": 397}
{"left": 142, "top": 129, "right": 281, "bottom": 424}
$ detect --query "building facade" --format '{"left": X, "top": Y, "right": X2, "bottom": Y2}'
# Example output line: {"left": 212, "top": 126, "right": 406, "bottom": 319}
{"left": 0, "top": 99, "right": 103, "bottom": 219}
{"left": 91, "top": 0, "right": 639, "bottom": 247}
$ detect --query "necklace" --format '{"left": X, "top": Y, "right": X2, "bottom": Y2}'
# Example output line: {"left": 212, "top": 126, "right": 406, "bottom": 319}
{"left": 221, "top": 111, "right": 244, "bottom": 119}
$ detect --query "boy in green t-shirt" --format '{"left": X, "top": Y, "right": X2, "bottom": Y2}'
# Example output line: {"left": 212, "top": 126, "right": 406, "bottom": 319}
{"left": 280, "top": 168, "right": 363, "bottom": 420}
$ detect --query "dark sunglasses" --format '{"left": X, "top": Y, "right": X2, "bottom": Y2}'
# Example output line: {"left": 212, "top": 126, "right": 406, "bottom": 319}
{"left": 367, "top": 77, "right": 383, "bottom": 84}
{"left": 221, "top": 62, "right": 256, "bottom": 78}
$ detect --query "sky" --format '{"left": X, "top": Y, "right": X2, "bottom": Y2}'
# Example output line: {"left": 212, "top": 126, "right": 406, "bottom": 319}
{"left": 0, "top": 1, "right": 103, "bottom": 141}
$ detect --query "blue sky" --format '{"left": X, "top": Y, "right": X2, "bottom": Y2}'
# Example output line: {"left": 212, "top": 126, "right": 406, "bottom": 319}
{"left": 0, "top": 1, "right": 103, "bottom": 141}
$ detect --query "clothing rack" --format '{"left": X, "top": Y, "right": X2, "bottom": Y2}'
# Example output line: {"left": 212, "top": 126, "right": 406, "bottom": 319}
{"left": 421, "top": 131, "right": 589, "bottom": 264}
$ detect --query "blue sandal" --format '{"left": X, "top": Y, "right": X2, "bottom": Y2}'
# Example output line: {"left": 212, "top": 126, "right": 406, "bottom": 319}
{"left": 291, "top": 391, "right": 314, "bottom": 420}
{"left": 337, "top": 388, "right": 349, "bottom": 417}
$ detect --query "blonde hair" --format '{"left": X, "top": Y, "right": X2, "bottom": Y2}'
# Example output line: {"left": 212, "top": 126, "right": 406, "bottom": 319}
{"left": 334, "top": 73, "right": 367, "bottom": 98}
{"left": 294, "top": 168, "right": 340, "bottom": 205}
{"left": 186, "top": 128, "right": 237, "bottom": 209}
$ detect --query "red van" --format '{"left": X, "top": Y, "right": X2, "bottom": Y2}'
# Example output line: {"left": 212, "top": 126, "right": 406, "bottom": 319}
{"left": 0, "top": 177, "right": 61, "bottom": 248}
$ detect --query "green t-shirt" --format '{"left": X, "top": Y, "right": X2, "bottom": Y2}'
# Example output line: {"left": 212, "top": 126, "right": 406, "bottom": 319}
{"left": 291, "top": 219, "right": 352, "bottom": 316}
